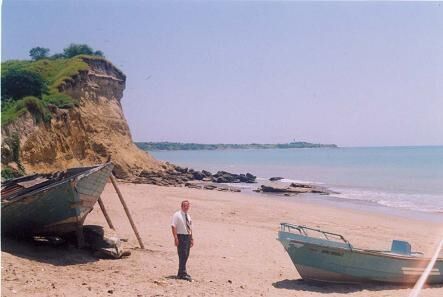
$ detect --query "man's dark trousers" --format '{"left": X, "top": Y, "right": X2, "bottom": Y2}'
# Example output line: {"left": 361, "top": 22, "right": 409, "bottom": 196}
{"left": 177, "top": 234, "right": 191, "bottom": 276}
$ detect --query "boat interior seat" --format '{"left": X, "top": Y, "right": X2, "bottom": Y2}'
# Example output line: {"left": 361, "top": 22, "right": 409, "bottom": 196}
{"left": 391, "top": 240, "right": 411, "bottom": 255}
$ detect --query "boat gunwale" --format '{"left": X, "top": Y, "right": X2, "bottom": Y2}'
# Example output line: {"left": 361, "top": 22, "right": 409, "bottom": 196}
{"left": 1, "top": 163, "right": 112, "bottom": 205}
{"left": 282, "top": 236, "right": 443, "bottom": 262}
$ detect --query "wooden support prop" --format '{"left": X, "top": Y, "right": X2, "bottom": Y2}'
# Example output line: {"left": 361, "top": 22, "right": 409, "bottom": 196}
{"left": 109, "top": 174, "right": 145, "bottom": 249}
{"left": 408, "top": 239, "right": 443, "bottom": 297}
{"left": 98, "top": 196, "right": 115, "bottom": 230}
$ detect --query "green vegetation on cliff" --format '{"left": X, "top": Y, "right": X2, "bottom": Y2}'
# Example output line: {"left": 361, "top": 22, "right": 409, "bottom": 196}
{"left": 1, "top": 57, "right": 85, "bottom": 124}
{"left": 136, "top": 141, "right": 338, "bottom": 151}
{"left": 1, "top": 44, "right": 107, "bottom": 125}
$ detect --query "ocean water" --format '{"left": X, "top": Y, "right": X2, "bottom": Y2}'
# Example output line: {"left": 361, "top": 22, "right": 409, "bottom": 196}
{"left": 149, "top": 146, "right": 443, "bottom": 216}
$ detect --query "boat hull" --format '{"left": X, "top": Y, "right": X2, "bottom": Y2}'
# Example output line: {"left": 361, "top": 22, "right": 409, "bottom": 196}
{"left": 279, "top": 230, "right": 443, "bottom": 285}
{"left": 1, "top": 163, "right": 113, "bottom": 236}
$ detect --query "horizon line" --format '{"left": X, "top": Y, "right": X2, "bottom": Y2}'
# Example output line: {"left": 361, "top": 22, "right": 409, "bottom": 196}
{"left": 134, "top": 141, "right": 443, "bottom": 148}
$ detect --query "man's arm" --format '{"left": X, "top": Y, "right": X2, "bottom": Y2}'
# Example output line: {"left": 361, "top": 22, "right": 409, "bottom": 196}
{"left": 171, "top": 226, "right": 179, "bottom": 247}
{"left": 190, "top": 217, "right": 194, "bottom": 248}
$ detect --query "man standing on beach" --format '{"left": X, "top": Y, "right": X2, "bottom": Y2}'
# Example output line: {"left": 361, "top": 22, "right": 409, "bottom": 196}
{"left": 171, "top": 200, "right": 193, "bottom": 281}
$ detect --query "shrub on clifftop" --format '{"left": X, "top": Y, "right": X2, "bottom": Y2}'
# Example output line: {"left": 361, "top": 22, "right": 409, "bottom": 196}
{"left": 29, "top": 47, "right": 50, "bottom": 60}
{"left": 63, "top": 43, "right": 104, "bottom": 58}
{"left": 29, "top": 43, "right": 104, "bottom": 60}
{"left": 1, "top": 69, "right": 47, "bottom": 101}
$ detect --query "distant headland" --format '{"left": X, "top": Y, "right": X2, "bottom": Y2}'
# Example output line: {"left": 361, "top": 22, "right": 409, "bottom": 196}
{"left": 135, "top": 141, "right": 338, "bottom": 151}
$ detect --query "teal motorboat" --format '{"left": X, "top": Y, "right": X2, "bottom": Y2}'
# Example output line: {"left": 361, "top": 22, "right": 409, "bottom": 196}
{"left": 278, "top": 223, "right": 443, "bottom": 284}
{"left": 1, "top": 163, "right": 113, "bottom": 238}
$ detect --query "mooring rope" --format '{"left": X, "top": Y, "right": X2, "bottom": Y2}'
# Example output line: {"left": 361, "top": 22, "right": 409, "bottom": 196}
{"left": 408, "top": 239, "right": 443, "bottom": 297}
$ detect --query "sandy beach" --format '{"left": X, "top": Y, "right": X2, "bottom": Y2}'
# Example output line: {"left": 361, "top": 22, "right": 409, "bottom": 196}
{"left": 2, "top": 183, "right": 442, "bottom": 297}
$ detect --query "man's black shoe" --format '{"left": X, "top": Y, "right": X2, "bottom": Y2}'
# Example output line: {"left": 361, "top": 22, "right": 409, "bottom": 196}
{"left": 183, "top": 275, "right": 192, "bottom": 281}
{"left": 177, "top": 274, "right": 192, "bottom": 281}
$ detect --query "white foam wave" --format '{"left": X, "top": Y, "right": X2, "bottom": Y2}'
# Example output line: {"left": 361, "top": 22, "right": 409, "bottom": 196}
{"left": 221, "top": 182, "right": 256, "bottom": 189}
{"left": 331, "top": 188, "right": 443, "bottom": 213}
{"left": 279, "top": 178, "right": 323, "bottom": 185}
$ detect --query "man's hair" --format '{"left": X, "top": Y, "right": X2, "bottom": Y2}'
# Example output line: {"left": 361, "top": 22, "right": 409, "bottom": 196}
{"left": 181, "top": 200, "right": 190, "bottom": 207}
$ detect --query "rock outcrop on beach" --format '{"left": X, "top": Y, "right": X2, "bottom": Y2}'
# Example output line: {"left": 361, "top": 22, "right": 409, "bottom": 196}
{"left": 1, "top": 56, "right": 162, "bottom": 178}
{"left": 255, "top": 182, "right": 334, "bottom": 196}
{"left": 134, "top": 164, "right": 256, "bottom": 187}
{"left": 212, "top": 171, "right": 256, "bottom": 183}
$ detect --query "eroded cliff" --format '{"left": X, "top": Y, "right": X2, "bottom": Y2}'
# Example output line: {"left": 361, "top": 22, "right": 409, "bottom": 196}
{"left": 1, "top": 56, "right": 162, "bottom": 178}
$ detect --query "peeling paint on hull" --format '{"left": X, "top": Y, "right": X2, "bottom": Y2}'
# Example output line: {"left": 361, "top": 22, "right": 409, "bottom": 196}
{"left": 1, "top": 163, "right": 113, "bottom": 236}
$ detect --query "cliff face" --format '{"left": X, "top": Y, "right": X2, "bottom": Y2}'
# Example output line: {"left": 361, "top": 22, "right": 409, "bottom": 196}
{"left": 1, "top": 57, "right": 162, "bottom": 178}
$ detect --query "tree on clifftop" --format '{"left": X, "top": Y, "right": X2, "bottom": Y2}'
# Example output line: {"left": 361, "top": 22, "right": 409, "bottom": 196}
{"left": 63, "top": 43, "right": 104, "bottom": 58}
{"left": 29, "top": 47, "right": 50, "bottom": 60}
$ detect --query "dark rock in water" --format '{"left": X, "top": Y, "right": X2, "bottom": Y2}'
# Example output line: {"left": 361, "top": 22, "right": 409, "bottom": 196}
{"left": 174, "top": 166, "right": 188, "bottom": 174}
{"left": 192, "top": 171, "right": 205, "bottom": 180}
{"left": 212, "top": 171, "right": 256, "bottom": 183}
{"left": 212, "top": 171, "right": 228, "bottom": 178}
{"left": 269, "top": 177, "right": 284, "bottom": 181}
{"left": 212, "top": 171, "right": 233, "bottom": 183}
{"left": 214, "top": 176, "right": 229, "bottom": 183}
{"left": 238, "top": 174, "right": 249, "bottom": 183}
{"left": 246, "top": 173, "right": 255, "bottom": 179}
{"left": 136, "top": 167, "right": 255, "bottom": 187}
{"left": 259, "top": 185, "right": 291, "bottom": 193}
{"left": 185, "top": 173, "right": 195, "bottom": 180}
{"left": 256, "top": 183, "right": 332, "bottom": 195}
{"left": 246, "top": 174, "right": 256, "bottom": 183}
{"left": 202, "top": 170, "right": 212, "bottom": 177}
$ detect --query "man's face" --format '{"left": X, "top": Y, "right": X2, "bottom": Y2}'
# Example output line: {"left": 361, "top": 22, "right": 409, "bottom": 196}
{"left": 181, "top": 202, "right": 190, "bottom": 213}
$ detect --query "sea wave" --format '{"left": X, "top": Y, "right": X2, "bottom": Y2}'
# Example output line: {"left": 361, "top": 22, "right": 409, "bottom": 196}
{"left": 330, "top": 188, "right": 443, "bottom": 213}
{"left": 221, "top": 182, "right": 257, "bottom": 189}
{"left": 278, "top": 178, "right": 323, "bottom": 185}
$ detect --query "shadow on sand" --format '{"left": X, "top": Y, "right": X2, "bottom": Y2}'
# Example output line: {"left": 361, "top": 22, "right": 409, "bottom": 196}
{"left": 1, "top": 236, "right": 99, "bottom": 266}
{"left": 272, "top": 279, "right": 443, "bottom": 293}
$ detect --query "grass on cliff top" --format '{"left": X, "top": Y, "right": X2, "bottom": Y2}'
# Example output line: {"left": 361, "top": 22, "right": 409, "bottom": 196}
{"left": 1, "top": 55, "right": 108, "bottom": 125}
{"left": 2, "top": 55, "right": 91, "bottom": 91}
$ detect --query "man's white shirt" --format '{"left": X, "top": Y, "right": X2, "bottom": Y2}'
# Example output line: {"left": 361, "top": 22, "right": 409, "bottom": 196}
{"left": 171, "top": 210, "right": 192, "bottom": 235}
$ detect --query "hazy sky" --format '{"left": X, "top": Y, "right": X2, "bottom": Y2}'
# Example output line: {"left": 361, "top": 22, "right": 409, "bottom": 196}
{"left": 2, "top": 1, "right": 443, "bottom": 146}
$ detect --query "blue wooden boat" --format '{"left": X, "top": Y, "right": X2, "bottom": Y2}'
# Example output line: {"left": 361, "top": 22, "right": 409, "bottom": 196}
{"left": 1, "top": 163, "right": 113, "bottom": 237}
{"left": 278, "top": 223, "right": 443, "bottom": 284}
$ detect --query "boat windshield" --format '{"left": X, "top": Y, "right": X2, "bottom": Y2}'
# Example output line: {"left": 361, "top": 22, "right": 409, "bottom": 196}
{"left": 280, "top": 222, "right": 352, "bottom": 246}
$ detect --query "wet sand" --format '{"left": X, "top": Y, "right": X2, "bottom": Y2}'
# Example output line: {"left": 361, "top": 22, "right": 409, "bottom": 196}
{"left": 2, "top": 183, "right": 442, "bottom": 296}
